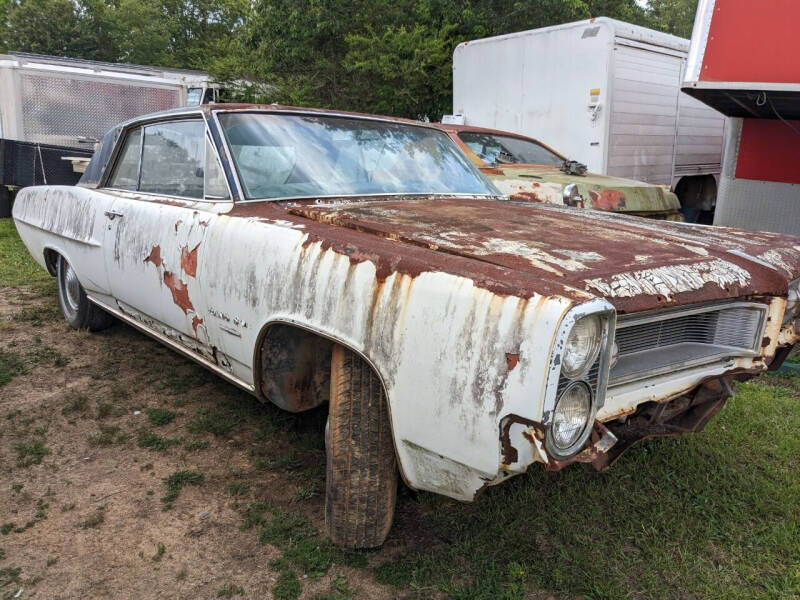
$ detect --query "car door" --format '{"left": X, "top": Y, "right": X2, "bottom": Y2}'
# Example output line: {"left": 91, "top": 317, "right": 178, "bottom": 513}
{"left": 101, "top": 116, "right": 233, "bottom": 362}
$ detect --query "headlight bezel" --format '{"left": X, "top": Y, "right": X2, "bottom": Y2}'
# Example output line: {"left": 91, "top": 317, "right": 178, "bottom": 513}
{"left": 782, "top": 278, "right": 800, "bottom": 327}
{"left": 542, "top": 300, "right": 616, "bottom": 461}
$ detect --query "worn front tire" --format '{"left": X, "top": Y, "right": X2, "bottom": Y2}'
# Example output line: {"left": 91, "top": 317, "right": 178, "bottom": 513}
{"left": 325, "top": 345, "right": 397, "bottom": 548}
{"left": 56, "top": 255, "right": 114, "bottom": 331}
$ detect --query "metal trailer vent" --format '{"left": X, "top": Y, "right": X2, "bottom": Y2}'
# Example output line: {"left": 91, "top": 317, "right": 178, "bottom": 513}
{"left": 610, "top": 302, "right": 766, "bottom": 386}
{"left": 19, "top": 73, "right": 181, "bottom": 147}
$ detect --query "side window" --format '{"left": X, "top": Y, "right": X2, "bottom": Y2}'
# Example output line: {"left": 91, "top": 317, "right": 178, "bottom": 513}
{"left": 108, "top": 128, "right": 142, "bottom": 190}
{"left": 139, "top": 120, "right": 205, "bottom": 198}
{"left": 204, "top": 137, "right": 230, "bottom": 199}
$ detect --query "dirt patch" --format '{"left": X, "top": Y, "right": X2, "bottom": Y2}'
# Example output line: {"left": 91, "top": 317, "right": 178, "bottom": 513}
{"left": 0, "top": 285, "right": 403, "bottom": 599}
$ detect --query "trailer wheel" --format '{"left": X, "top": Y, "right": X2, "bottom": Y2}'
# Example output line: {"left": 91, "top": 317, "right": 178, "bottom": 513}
{"left": 56, "top": 255, "right": 114, "bottom": 331}
{"left": 325, "top": 345, "right": 397, "bottom": 548}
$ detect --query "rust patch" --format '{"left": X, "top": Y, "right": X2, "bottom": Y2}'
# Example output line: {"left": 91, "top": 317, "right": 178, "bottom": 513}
{"left": 505, "top": 353, "right": 519, "bottom": 370}
{"left": 230, "top": 196, "right": 798, "bottom": 313}
{"left": 181, "top": 243, "right": 200, "bottom": 277}
{"left": 174, "top": 220, "right": 182, "bottom": 233}
{"left": 191, "top": 316, "right": 203, "bottom": 334}
{"left": 510, "top": 191, "right": 544, "bottom": 203}
{"left": 589, "top": 189, "right": 627, "bottom": 211}
{"left": 761, "top": 336, "right": 771, "bottom": 348}
{"left": 481, "top": 167, "right": 506, "bottom": 176}
{"left": 163, "top": 271, "right": 194, "bottom": 314}
{"left": 144, "top": 245, "right": 163, "bottom": 268}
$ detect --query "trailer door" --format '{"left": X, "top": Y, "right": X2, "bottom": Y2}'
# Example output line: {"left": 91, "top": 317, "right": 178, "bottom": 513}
{"left": 607, "top": 41, "right": 683, "bottom": 186}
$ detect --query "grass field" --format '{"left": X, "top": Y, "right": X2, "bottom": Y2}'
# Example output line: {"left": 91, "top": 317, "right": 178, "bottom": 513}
{"left": 1, "top": 217, "right": 798, "bottom": 599}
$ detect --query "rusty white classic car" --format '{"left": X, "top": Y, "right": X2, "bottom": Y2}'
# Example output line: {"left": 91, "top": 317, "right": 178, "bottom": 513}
{"left": 12, "top": 104, "right": 800, "bottom": 548}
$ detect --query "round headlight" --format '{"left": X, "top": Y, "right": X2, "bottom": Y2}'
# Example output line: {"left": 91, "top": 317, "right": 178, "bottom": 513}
{"left": 550, "top": 381, "right": 592, "bottom": 452}
{"left": 561, "top": 314, "right": 602, "bottom": 378}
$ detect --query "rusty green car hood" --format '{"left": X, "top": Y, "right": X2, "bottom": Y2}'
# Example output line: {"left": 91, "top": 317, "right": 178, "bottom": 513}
{"left": 483, "top": 165, "right": 681, "bottom": 218}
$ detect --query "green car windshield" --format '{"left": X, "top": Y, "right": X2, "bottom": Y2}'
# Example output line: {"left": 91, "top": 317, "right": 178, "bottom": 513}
{"left": 459, "top": 132, "right": 564, "bottom": 167}
{"left": 218, "top": 112, "right": 499, "bottom": 200}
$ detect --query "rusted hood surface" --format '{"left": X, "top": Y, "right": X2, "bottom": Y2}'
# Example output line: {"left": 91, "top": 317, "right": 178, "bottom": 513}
{"left": 280, "top": 197, "right": 800, "bottom": 313}
{"left": 484, "top": 165, "right": 681, "bottom": 215}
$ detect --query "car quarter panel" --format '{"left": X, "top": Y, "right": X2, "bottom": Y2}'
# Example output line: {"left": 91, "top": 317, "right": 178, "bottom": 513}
{"left": 12, "top": 185, "right": 116, "bottom": 304}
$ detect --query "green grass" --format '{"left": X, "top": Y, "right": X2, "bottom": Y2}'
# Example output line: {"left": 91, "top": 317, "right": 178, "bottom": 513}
{"left": 145, "top": 407, "right": 178, "bottom": 426}
{"left": 373, "top": 382, "right": 800, "bottom": 600}
{"left": 137, "top": 430, "right": 180, "bottom": 452}
{"left": 88, "top": 424, "right": 128, "bottom": 447}
{"left": 161, "top": 470, "right": 204, "bottom": 509}
{"left": 152, "top": 543, "right": 166, "bottom": 561}
{"left": 0, "top": 219, "right": 51, "bottom": 288}
{"left": 14, "top": 440, "right": 50, "bottom": 467}
{"left": 62, "top": 392, "right": 89, "bottom": 416}
{"left": 270, "top": 560, "right": 302, "bottom": 600}
{"left": 184, "top": 440, "right": 210, "bottom": 452}
{"left": 0, "top": 350, "right": 27, "bottom": 388}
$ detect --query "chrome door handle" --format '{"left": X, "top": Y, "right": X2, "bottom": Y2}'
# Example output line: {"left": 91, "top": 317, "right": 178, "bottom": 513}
{"left": 104, "top": 210, "right": 124, "bottom": 220}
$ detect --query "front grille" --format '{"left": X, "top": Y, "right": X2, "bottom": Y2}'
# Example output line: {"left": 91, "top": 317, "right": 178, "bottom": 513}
{"left": 609, "top": 302, "right": 766, "bottom": 386}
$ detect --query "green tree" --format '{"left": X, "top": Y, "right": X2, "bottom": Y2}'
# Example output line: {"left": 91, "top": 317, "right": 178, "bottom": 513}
{"left": 2, "top": 0, "right": 82, "bottom": 56}
{"left": 645, "top": 0, "right": 699, "bottom": 38}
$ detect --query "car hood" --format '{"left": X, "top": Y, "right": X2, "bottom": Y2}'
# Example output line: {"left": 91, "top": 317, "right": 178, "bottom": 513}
{"left": 279, "top": 197, "right": 800, "bottom": 313}
{"left": 483, "top": 165, "right": 681, "bottom": 216}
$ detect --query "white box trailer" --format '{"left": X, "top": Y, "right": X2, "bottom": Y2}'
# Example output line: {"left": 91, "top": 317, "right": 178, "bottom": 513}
{"left": 451, "top": 18, "right": 727, "bottom": 216}
{"left": 0, "top": 52, "right": 215, "bottom": 148}
{"left": 0, "top": 52, "right": 217, "bottom": 215}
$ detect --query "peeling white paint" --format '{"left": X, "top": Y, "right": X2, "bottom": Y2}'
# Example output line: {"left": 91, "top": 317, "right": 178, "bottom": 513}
{"left": 758, "top": 248, "right": 800, "bottom": 276}
{"left": 584, "top": 259, "right": 751, "bottom": 299}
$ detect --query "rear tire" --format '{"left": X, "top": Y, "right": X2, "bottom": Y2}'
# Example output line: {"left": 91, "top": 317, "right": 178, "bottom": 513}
{"left": 56, "top": 255, "right": 114, "bottom": 331}
{"left": 325, "top": 345, "right": 397, "bottom": 548}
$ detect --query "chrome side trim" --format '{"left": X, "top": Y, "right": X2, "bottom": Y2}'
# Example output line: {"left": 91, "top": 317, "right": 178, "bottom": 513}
{"left": 86, "top": 296, "right": 256, "bottom": 394}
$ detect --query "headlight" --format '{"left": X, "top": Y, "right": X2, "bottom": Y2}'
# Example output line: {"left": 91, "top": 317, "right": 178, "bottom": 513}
{"left": 549, "top": 381, "right": 592, "bottom": 452}
{"left": 561, "top": 314, "right": 602, "bottom": 378}
{"left": 562, "top": 183, "right": 583, "bottom": 207}
{"left": 783, "top": 279, "right": 800, "bottom": 327}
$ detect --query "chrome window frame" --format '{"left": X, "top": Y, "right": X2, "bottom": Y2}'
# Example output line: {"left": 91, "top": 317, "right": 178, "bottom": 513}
{"left": 100, "top": 109, "right": 233, "bottom": 204}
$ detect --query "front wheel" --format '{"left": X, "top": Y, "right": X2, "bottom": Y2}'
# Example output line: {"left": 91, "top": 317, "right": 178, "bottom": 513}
{"left": 325, "top": 345, "right": 397, "bottom": 548}
{"left": 56, "top": 255, "right": 114, "bottom": 331}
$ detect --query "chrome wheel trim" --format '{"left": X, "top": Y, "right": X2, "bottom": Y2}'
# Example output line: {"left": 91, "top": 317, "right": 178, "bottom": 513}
{"left": 63, "top": 261, "right": 81, "bottom": 313}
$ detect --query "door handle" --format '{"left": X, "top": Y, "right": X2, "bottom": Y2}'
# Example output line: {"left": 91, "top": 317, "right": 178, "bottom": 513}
{"left": 104, "top": 210, "right": 124, "bottom": 220}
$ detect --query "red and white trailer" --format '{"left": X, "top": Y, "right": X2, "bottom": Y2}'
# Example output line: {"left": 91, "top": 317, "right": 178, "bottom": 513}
{"left": 683, "top": 0, "right": 800, "bottom": 235}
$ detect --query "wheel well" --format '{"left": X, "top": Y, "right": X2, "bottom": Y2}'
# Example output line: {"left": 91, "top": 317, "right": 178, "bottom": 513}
{"left": 43, "top": 248, "right": 59, "bottom": 277}
{"left": 674, "top": 175, "right": 717, "bottom": 209}
{"left": 255, "top": 323, "right": 336, "bottom": 413}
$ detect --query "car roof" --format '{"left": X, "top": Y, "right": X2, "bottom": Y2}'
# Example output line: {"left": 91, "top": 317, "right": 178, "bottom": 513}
{"left": 120, "top": 103, "right": 435, "bottom": 130}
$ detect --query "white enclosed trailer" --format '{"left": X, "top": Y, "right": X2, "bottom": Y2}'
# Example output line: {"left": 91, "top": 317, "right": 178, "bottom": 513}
{"left": 0, "top": 52, "right": 217, "bottom": 215}
{"left": 0, "top": 52, "right": 215, "bottom": 147}
{"left": 451, "top": 18, "right": 726, "bottom": 216}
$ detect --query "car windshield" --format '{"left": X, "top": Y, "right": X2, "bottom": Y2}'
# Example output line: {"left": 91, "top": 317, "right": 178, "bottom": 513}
{"left": 459, "top": 132, "right": 564, "bottom": 167}
{"left": 218, "top": 112, "right": 499, "bottom": 200}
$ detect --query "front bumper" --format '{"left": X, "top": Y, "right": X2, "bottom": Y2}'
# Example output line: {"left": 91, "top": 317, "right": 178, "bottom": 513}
{"left": 499, "top": 376, "right": 734, "bottom": 476}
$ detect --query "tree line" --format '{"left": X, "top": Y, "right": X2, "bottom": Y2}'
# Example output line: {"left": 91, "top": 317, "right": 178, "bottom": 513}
{"left": 0, "top": 0, "right": 698, "bottom": 120}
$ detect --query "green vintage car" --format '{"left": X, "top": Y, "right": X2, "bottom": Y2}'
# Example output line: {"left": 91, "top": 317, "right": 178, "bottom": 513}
{"left": 436, "top": 123, "right": 682, "bottom": 220}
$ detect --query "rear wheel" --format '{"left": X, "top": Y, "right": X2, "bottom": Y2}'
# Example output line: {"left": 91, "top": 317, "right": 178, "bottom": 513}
{"left": 56, "top": 255, "right": 114, "bottom": 331}
{"left": 325, "top": 345, "right": 397, "bottom": 548}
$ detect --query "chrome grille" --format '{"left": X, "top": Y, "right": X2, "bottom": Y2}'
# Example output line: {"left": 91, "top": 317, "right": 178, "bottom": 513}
{"left": 610, "top": 302, "right": 766, "bottom": 386}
